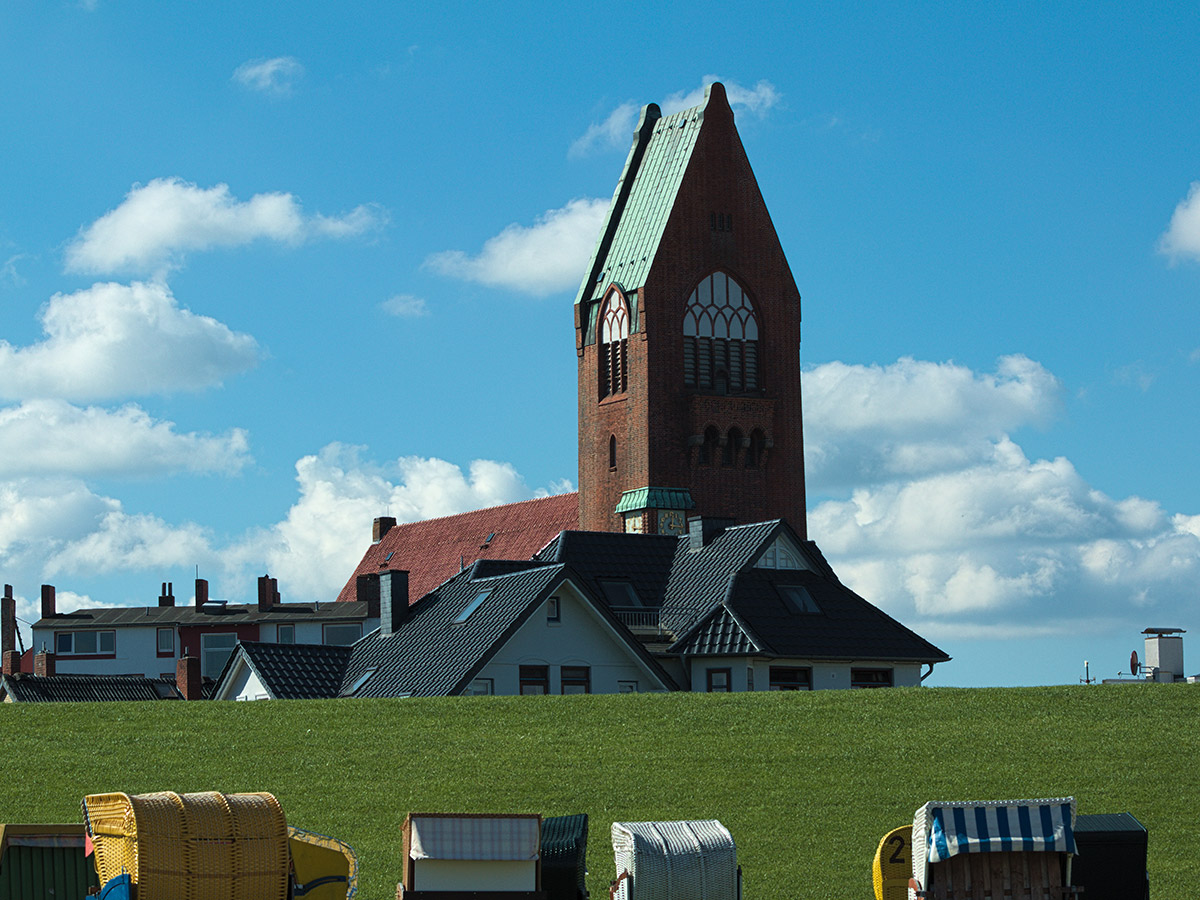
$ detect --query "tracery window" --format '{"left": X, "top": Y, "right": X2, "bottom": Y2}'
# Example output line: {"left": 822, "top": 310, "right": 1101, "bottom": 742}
{"left": 599, "top": 288, "right": 629, "bottom": 399}
{"left": 683, "top": 272, "right": 759, "bottom": 392}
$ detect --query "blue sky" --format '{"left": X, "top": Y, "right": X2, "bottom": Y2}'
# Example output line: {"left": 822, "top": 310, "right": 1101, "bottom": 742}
{"left": 2, "top": 2, "right": 1199, "bottom": 687}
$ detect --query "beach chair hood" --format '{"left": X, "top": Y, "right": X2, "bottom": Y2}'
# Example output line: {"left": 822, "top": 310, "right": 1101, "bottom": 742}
{"left": 910, "top": 798, "right": 1076, "bottom": 899}
{"left": 611, "top": 820, "right": 738, "bottom": 900}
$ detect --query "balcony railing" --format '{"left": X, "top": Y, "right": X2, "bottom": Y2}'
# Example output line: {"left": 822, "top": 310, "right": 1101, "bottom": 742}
{"left": 612, "top": 608, "right": 662, "bottom": 632}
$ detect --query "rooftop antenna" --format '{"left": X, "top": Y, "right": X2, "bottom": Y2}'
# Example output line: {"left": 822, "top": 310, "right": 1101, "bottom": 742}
{"left": 1080, "top": 660, "right": 1095, "bottom": 685}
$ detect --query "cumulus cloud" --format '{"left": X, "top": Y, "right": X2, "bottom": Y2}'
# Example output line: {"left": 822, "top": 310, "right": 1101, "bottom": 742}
{"left": 803, "top": 355, "right": 1200, "bottom": 640}
{"left": 1159, "top": 181, "right": 1200, "bottom": 262}
{"left": 380, "top": 294, "right": 429, "bottom": 317}
{"left": 661, "top": 76, "right": 781, "bottom": 116}
{"left": 804, "top": 355, "right": 1061, "bottom": 490}
{"left": 232, "top": 56, "right": 304, "bottom": 95}
{"left": 0, "top": 400, "right": 250, "bottom": 477}
{"left": 248, "top": 444, "right": 558, "bottom": 601}
{"left": 569, "top": 101, "right": 641, "bottom": 158}
{"left": 570, "top": 79, "right": 782, "bottom": 157}
{"left": 65, "top": 177, "right": 384, "bottom": 276}
{"left": 0, "top": 281, "right": 258, "bottom": 401}
{"left": 426, "top": 198, "right": 608, "bottom": 296}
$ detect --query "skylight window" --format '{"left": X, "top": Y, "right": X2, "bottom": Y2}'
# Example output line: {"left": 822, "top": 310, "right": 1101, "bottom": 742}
{"left": 779, "top": 585, "right": 820, "bottom": 614}
{"left": 454, "top": 590, "right": 492, "bottom": 624}
{"left": 346, "top": 667, "right": 377, "bottom": 696}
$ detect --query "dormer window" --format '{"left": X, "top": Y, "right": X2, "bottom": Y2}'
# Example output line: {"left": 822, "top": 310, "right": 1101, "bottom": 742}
{"left": 757, "top": 536, "right": 809, "bottom": 571}
{"left": 599, "top": 287, "right": 630, "bottom": 399}
{"left": 683, "top": 273, "right": 759, "bottom": 392}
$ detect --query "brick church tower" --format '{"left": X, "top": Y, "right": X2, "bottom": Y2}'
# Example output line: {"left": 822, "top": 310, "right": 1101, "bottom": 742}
{"left": 575, "top": 83, "right": 806, "bottom": 537}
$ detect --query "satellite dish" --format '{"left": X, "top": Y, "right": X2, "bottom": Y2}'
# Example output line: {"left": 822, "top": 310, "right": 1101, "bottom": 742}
{"left": 1130, "top": 650, "right": 1139, "bottom": 675}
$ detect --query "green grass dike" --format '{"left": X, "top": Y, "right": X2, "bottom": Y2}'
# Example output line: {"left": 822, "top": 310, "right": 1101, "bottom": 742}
{"left": 1, "top": 685, "right": 1196, "bottom": 898}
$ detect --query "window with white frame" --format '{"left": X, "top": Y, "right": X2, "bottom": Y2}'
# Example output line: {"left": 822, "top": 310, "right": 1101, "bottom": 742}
{"left": 599, "top": 287, "right": 630, "bottom": 399}
{"left": 683, "top": 272, "right": 759, "bottom": 392}
{"left": 547, "top": 597, "right": 561, "bottom": 623}
{"left": 618, "top": 680, "right": 639, "bottom": 693}
{"left": 156, "top": 627, "right": 174, "bottom": 656}
{"left": 56, "top": 630, "right": 116, "bottom": 655}
{"left": 277, "top": 624, "right": 295, "bottom": 644}
{"left": 200, "top": 632, "right": 237, "bottom": 678}
{"left": 464, "top": 678, "right": 494, "bottom": 695}
{"left": 757, "top": 537, "right": 806, "bottom": 570}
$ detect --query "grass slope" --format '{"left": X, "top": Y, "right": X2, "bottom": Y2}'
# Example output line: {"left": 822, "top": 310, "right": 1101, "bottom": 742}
{"left": 1, "top": 686, "right": 1196, "bottom": 898}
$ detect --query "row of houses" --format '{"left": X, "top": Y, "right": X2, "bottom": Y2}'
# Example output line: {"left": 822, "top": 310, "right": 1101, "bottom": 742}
{"left": 1, "top": 516, "right": 948, "bottom": 702}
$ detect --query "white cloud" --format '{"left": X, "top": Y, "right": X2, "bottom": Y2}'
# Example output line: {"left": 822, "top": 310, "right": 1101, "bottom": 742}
{"left": 232, "top": 57, "right": 304, "bottom": 95}
{"left": 570, "top": 79, "right": 782, "bottom": 158}
{"left": 65, "top": 177, "right": 385, "bottom": 276}
{"left": 804, "top": 355, "right": 1061, "bottom": 490}
{"left": 661, "top": 76, "right": 782, "bottom": 116}
{"left": 380, "top": 294, "right": 429, "bottom": 317}
{"left": 0, "top": 400, "right": 250, "bottom": 477}
{"left": 426, "top": 198, "right": 608, "bottom": 296}
{"left": 0, "top": 281, "right": 258, "bottom": 401}
{"left": 569, "top": 101, "right": 640, "bottom": 158}
{"left": 238, "top": 444, "right": 568, "bottom": 603}
{"left": 803, "top": 355, "right": 1200, "bottom": 640}
{"left": 1160, "top": 181, "right": 1200, "bottom": 262}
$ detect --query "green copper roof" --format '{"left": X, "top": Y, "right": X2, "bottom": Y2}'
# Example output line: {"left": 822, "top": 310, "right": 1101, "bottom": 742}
{"left": 614, "top": 487, "right": 696, "bottom": 514}
{"left": 574, "top": 85, "right": 725, "bottom": 327}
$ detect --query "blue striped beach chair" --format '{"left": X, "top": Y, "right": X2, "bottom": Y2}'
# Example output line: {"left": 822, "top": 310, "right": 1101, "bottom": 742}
{"left": 908, "top": 798, "right": 1079, "bottom": 900}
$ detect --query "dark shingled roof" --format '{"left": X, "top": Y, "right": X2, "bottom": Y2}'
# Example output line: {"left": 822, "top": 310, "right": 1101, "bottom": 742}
{"left": 536, "top": 530, "right": 679, "bottom": 610}
{"left": 335, "top": 493, "right": 579, "bottom": 605}
{"left": 227, "top": 641, "right": 354, "bottom": 700}
{"left": 0, "top": 673, "right": 182, "bottom": 702}
{"left": 35, "top": 600, "right": 373, "bottom": 629}
{"left": 343, "top": 562, "right": 569, "bottom": 698}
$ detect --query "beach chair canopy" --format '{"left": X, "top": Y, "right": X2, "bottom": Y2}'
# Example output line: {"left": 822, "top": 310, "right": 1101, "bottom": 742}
{"left": 407, "top": 814, "right": 542, "bottom": 861}
{"left": 610, "top": 820, "right": 737, "bottom": 900}
{"left": 910, "top": 798, "right": 1076, "bottom": 896}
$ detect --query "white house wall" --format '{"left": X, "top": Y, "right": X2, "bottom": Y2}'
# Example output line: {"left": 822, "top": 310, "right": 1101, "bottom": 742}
{"left": 32, "top": 624, "right": 166, "bottom": 678}
{"left": 474, "top": 584, "right": 664, "bottom": 694}
{"left": 688, "top": 657, "right": 924, "bottom": 691}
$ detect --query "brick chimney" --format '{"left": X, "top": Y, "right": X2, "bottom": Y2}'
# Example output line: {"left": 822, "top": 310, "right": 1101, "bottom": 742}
{"left": 177, "top": 655, "right": 202, "bottom": 700}
{"left": 2, "top": 650, "right": 18, "bottom": 676}
{"left": 195, "top": 578, "right": 209, "bottom": 608}
{"left": 2, "top": 584, "right": 14, "bottom": 654}
{"left": 158, "top": 582, "right": 175, "bottom": 607}
{"left": 356, "top": 573, "right": 381, "bottom": 618}
{"left": 373, "top": 516, "right": 397, "bottom": 543}
{"left": 40, "top": 584, "right": 56, "bottom": 619}
{"left": 34, "top": 648, "right": 55, "bottom": 677}
{"left": 257, "top": 575, "right": 280, "bottom": 612}
{"left": 379, "top": 569, "right": 409, "bottom": 636}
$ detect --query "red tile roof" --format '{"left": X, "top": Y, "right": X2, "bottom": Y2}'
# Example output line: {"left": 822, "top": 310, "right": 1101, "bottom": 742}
{"left": 334, "top": 493, "right": 580, "bottom": 604}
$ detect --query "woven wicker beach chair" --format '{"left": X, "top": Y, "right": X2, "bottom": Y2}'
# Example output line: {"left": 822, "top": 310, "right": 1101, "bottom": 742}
{"left": 541, "top": 814, "right": 589, "bottom": 900}
{"left": 609, "top": 820, "right": 740, "bottom": 900}
{"left": 908, "top": 798, "right": 1080, "bottom": 900}
{"left": 82, "top": 790, "right": 290, "bottom": 900}
{"left": 397, "top": 813, "right": 545, "bottom": 900}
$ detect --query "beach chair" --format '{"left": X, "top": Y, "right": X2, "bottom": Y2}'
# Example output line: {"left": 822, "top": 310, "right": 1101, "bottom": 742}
{"left": 290, "top": 826, "right": 359, "bottom": 899}
{"left": 609, "top": 820, "right": 740, "bottom": 900}
{"left": 0, "top": 823, "right": 99, "bottom": 899}
{"left": 541, "top": 814, "right": 589, "bottom": 900}
{"left": 83, "top": 790, "right": 290, "bottom": 900}
{"left": 397, "top": 813, "right": 545, "bottom": 900}
{"left": 908, "top": 798, "right": 1079, "bottom": 900}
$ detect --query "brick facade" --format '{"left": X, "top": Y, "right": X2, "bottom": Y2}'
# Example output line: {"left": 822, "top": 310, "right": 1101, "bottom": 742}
{"left": 577, "top": 84, "right": 806, "bottom": 536}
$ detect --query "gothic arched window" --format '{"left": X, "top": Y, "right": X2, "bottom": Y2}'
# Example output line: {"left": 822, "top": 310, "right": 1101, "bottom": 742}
{"left": 683, "top": 272, "right": 759, "bottom": 392}
{"left": 745, "top": 428, "right": 766, "bottom": 468}
{"left": 699, "top": 426, "right": 720, "bottom": 466}
{"left": 609, "top": 434, "right": 617, "bottom": 470}
{"left": 599, "top": 288, "right": 629, "bottom": 399}
{"left": 723, "top": 427, "right": 743, "bottom": 467}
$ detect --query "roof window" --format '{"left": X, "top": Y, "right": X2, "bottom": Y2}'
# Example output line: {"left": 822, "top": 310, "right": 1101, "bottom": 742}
{"left": 454, "top": 589, "right": 492, "bottom": 624}
{"left": 779, "top": 585, "right": 820, "bottom": 614}
{"left": 346, "top": 667, "right": 378, "bottom": 696}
